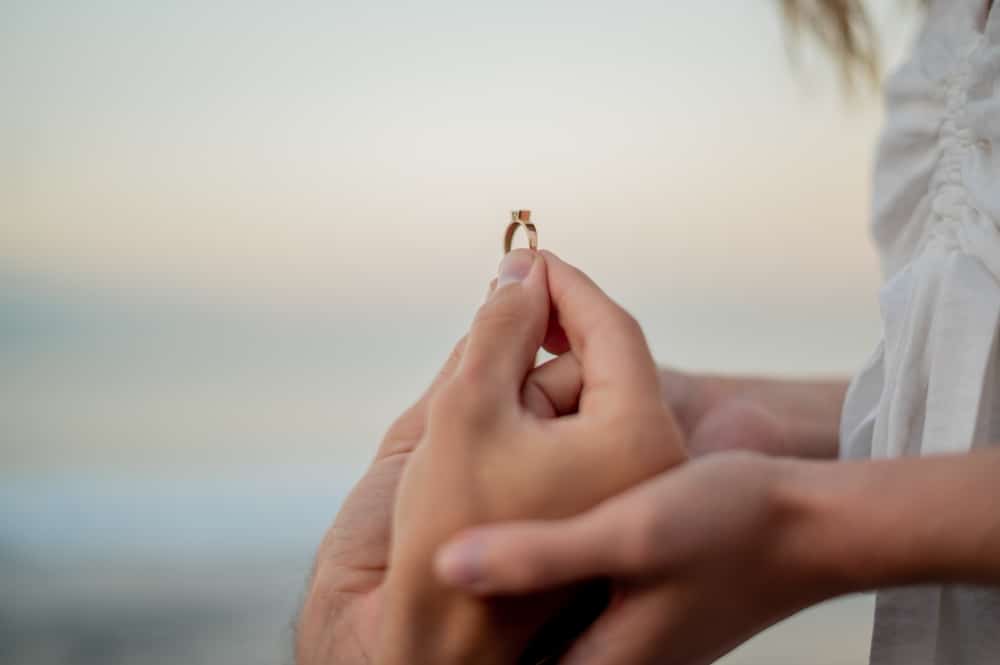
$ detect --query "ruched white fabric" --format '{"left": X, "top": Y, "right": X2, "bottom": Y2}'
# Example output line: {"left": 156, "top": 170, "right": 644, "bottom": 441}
{"left": 839, "top": 0, "right": 1000, "bottom": 662}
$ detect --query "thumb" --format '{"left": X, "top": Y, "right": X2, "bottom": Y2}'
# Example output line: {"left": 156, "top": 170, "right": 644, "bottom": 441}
{"left": 434, "top": 503, "right": 638, "bottom": 595}
{"left": 458, "top": 249, "right": 550, "bottom": 396}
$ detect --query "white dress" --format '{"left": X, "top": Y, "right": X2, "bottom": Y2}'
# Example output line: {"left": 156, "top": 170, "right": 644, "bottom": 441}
{"left": 839, "top": 0, "right": 1000, "bottom": 662}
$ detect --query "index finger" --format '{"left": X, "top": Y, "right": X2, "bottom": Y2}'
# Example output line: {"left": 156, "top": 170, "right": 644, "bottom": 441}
{"left": 541, "top": 250, "right": 660, "bottom": 409}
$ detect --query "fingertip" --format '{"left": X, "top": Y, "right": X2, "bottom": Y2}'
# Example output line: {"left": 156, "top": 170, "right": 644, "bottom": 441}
{"left": 434, "top": 534, "right": 487, "bottom": 592}
{"left": 496, "top": 249, "right": 536, "bottom": 289}
{"left": 524, "top": 249, "right": 546, "bottom": 288}
{"left": 463, "top": 249, "right": 550, "bottom": 395}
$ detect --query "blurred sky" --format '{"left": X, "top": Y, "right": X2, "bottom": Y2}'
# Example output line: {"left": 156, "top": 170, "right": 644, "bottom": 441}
{"left": 2, "top": 3, "right": 929, "bottom": 663}
{"left": 3, "top": 1, "right": 921, "bottom": 475}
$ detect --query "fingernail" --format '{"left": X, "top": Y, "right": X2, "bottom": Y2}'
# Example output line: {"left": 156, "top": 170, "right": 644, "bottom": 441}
{"left": 435, "top": 538, "right": 484, "bottom": 588}
{"left": 496, "top": 250, "right": 535, "bottom": 289}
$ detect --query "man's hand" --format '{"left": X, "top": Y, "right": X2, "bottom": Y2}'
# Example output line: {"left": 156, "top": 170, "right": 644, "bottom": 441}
{"left": 377, "top": 250, "right": 687, "bottom": 664}
{"left": 293, "top": 332, "right": 467, "bottom": 665}
{"left": 296, "top": 249, "right": 686, "bottom": 665}
{"left": 294, "top": 261, "right": 581, "bottom": 665}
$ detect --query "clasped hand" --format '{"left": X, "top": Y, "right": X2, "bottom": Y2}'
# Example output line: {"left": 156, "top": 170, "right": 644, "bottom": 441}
{"left": 296, "top": 248, "right": 685, "bottom": 663}
{"left": 297, "top": 250, "right": 823, "bottom": 665}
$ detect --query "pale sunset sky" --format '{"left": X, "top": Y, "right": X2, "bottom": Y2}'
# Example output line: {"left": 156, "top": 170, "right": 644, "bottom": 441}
{"left": 3, "top": 1, "right": 921, "bottom": 472}
{"left": 4, "top": 5, "right": 931, "bottom": 662}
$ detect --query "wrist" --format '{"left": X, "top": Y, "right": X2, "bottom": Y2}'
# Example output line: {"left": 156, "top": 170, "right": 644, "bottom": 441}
{"left": 834, "top": 452, "right": 1000, "bottom": 589}
{"left": 769, "top": 458, "right": 877, "bottom": 600}
{"left": 773, "top": 452, "right": 1000, "bottom": 596}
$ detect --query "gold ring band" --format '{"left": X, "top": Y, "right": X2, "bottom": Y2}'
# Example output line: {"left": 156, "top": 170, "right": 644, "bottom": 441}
{"left": 504, "top": 209, "right": 537, "bottom": 254}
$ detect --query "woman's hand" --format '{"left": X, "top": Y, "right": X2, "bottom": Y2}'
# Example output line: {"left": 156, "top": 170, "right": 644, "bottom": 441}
{"left": 437, "top": 446, "right": 1000, "bottom": 665}
{"left": 658, "top": 369, "right": 847, "bottom": 459}
{"left": 377, "top": 249, "right": 687, "bottom": 664}
{"left": 435, "top": 452, "right": 841, "bottom": 665}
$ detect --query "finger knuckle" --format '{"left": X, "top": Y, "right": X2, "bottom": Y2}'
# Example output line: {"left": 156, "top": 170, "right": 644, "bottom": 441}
{"left": 633, "top": 404, "right": 671, "bottom": 441}
{"left": 430, "top": 373, "right": 503, "bottom": 431}
{"left": 456, "top": 355, "right": 508, "bottom": 404}
{"left": 617, "top": 507, "right": 659, "bottom": 572}
{"left": 615, "top": 403, "right": 683, "bottom": 470}
{"left": 606, "top": 401, "right": 655, "bottom": 442}
{"left": 429, "top": 379, "right": 483, "bottom": 426}
{"left": 456, "top": 349, "right": 492, "bottom": 386}
{"left": 616, "top": 307, "right": 643, "bottom": 337}
{"left": 587, "top": 305, "right": 644, "bottom": 355}
{"left": 473, "top": 294, "right": 525, "bottom": 335}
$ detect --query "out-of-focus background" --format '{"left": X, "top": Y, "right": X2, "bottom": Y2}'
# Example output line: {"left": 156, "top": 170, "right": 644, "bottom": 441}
{"left": 4, "top": 2, "right": 923, "bottom": 663}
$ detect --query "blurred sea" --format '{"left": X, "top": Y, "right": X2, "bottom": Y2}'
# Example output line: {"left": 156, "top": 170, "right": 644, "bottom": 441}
{"left": 3, "top": 470, "right": 338, "bottom": 665}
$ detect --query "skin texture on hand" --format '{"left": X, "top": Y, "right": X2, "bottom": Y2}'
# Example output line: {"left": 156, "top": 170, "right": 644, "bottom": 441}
{"left": 438, "top": 448, "right": 1000, "bottom": 665}
{"left": 294, "top": 276, "right": 583, "bottom": 664}
{"left": 658, "top": 369, "right": 848, "bottom": 460}
{"left": 434, "top": 452, "right": 846, "bottom": 665}
{"left": 296, "top": 249, "right": 686, "bottom": 665}
{"left": 294, "top": 334, "right": 466, "bottom": 665}
{"left": 377, "top": 250, "right": 686, "bottom": 664}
